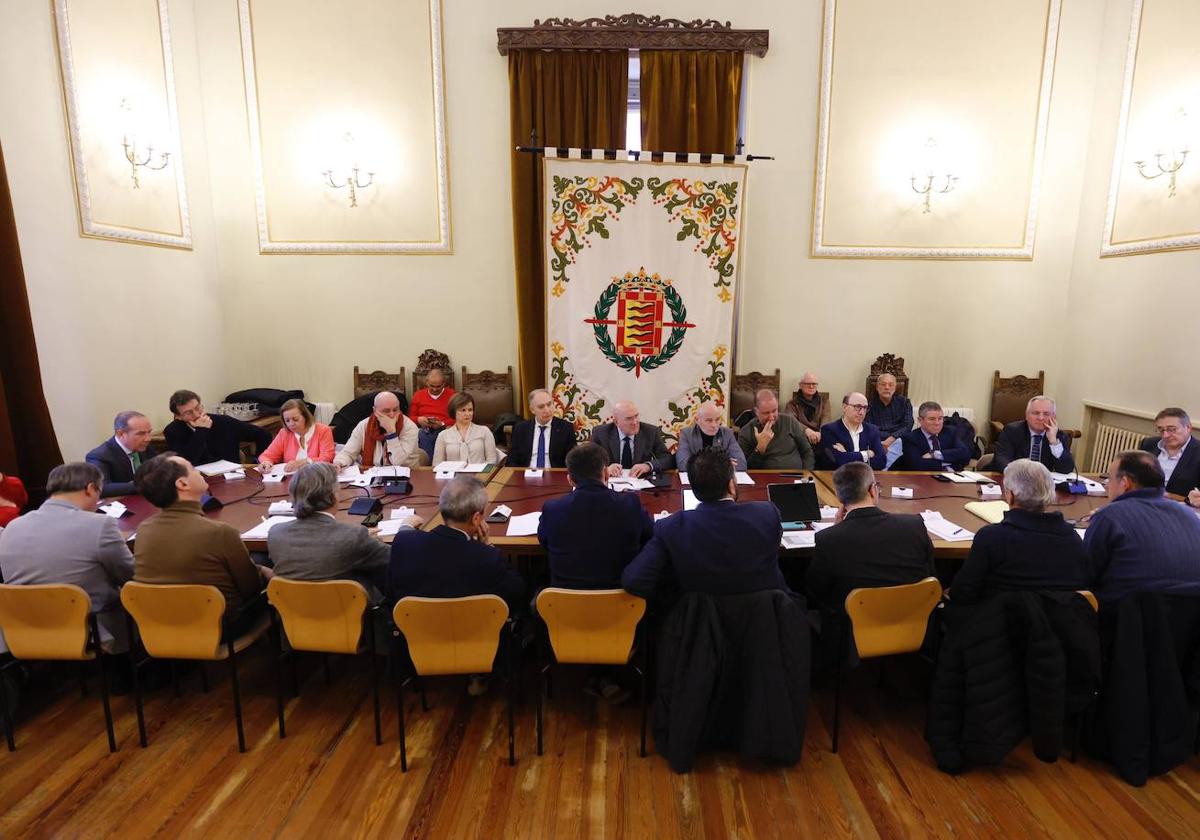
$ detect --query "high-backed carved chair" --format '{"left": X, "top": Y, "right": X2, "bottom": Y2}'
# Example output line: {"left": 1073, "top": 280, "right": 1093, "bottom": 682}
{"left": 865, "top": 353, "right": 909, "bottom": 398}
{"left": 987, "top": 371, "right": 1080, "bottom": 447}
{"left": 412, "top": 349, "right": 454, "bottom": 393}
{"left": 353, "top": 366, "right": 407, "bottom": 399}
{"left": 462, "top": 366, "right": 521, "bottom": 445}
{"left": 730, "top": 369, "right": 781, "bottom": 428}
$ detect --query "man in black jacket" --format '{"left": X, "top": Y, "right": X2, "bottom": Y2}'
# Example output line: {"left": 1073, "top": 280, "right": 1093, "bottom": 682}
{"left": 808, "top": 462, "right": 934, "bottom": 609}
{"left": 163, "top": 390, "right": 272, "bottom": 466}
{"left": 1138, "top": 407, "right": 1200, "bottom": 502}
{"left": 992, "top": 395, "right": 1075, "bottom": 473}
{"left": 508, "top": 388, "right": 577, "bottom": 469}
{"left": 85, "top": 410, "right": 156, "bottom": 497}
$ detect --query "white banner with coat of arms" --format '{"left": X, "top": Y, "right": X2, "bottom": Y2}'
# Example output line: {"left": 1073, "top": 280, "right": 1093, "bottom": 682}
{"left": 544, "top": 156, "right": 747, "bottom": 445}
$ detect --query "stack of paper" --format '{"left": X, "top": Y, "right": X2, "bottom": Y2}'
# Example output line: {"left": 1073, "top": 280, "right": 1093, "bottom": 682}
{"left": 99, "top": 501, "right": 127, "bottom": 519}
{"left": 337, "top": 465, "right": 362, "bottom": 483}
{"left": 920, "top": 510, "right": 973, "bottom": 542}
{"left": 268, "top": 500, "right": 294, "bottom": 515}
{"left": 196, "top": 460, "right": 242, "bottom": 477}
{"left": 781, "top": 532, "right": 816, "bottom": 549}
{"left": 964, "top": 500, "right": 1010, "bottom": 524}
{"left": 608, "top": 476, "right": 654, "bottom": 492}
{"left": 811, "top": 521, "right": 835, "bottom": 532}
{"left": 240, "top": 515, "right": 295, "bottom": 540}
{"left": 506, "top": 511, "right": 542, "bottom": 536}
{"left": 980, "top": 483, "right": 1004, "bottom": 498}
{"left": 366, "top": 465, "right": 411, "bottom": 479}
{"left": 678, "top": 471, "right": 755, "bottom": 487}
{"left": 375, "top": 519, "right": 411, "bottom": 537}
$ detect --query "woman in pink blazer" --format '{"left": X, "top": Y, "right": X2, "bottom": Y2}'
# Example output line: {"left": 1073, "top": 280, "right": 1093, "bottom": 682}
{"left": 258, "top": 399, "right": 335, "bottom": 472}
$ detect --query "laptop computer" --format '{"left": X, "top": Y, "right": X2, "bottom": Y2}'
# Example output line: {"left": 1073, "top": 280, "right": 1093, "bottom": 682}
{"left": 767, "top": 482, "right": 821, "bottom": 531}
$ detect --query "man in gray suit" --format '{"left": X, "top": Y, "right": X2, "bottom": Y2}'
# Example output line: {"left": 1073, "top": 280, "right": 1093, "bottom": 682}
{"left": 675, "top": 401, "right": 748, "bottom": 472}
{"left": 590, "top": 400, "right": 674, "bottom": 478}
{"left": 0, "top": 462, "right": 135, "bottom": 651}
{"left": 268, "top": 462, "right": 424, "bottom": 603}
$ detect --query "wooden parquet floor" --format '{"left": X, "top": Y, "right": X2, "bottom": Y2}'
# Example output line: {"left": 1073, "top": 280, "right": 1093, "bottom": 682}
{"left": 2, "top": 647, "right": 1198, "bottom": 839}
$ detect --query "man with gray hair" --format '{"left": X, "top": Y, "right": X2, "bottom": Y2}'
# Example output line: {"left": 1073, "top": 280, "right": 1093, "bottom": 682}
{"left": 992, "top": 396, "right": 1075, "bottom": 473}
{"left": 897, "top": 401, "right": 971, "bottom": 471}
{"left": 508, "top": 388, "right": 577, "bottom": 469}
{"left": 334, "top": 390, "right": 422, "bottom": 469}
{"left": 268, "top": 462, "right": 422, "bottom": 603}
{"left": 1138, "top": 407, "right": 1200, "bottom": 501}
{"left": 590, "top": 400, "right": 673, "bottom": 478}
{"left": 737, "top": 388, "right": 814, "bottom": 470}
{"left": 865, "top": 374, "right": 913, "bottom": 469}
{"left": 86, "top": 410, "right": 157, "bottom": 497}
{"left": 677, "top": 401, "right": 748, "bottom": 472}
{"left": 387, "top": 475, "right": 525, "bottom": 695}
{"left": 0, "top": 462, "right": 134, "bottom": 651}
{"left": 807, "top": 462, "right": 933, "bottom": 609}
{"left": 950, "top": 459, "right": 1088, "bottom": 603}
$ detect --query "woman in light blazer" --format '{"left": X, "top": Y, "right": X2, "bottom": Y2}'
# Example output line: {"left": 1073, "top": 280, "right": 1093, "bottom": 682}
{"left": 433, "top": 393, "right": 498, "bottom": 466}
{"left": 259, "top": 399, "right": 336, "bottom": 472}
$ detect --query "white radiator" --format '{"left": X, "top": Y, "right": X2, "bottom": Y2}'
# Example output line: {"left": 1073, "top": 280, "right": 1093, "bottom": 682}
{"left": 1089, "top": 423, "right": 1145, "bottom": 472}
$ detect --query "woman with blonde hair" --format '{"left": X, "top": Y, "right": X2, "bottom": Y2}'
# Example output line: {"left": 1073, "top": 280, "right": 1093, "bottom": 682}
{"left": 258, "top": 399, "right": 335, "bottom": 472}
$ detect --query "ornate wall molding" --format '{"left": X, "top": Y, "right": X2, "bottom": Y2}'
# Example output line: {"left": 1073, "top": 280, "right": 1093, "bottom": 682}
{"left": 497, "top": 13, "right": 768, "bottom": 56}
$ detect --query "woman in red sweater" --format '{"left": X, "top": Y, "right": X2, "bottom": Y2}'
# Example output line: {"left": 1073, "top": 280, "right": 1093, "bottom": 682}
{"left": 0, "top": 472, "right": 29, "bottom": 527}
{"left": 258, "top": 399, "right": 335, "bottom": 473}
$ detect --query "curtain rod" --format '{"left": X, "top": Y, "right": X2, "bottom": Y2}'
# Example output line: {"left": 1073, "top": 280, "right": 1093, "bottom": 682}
{"left": 515, "top": 146, "right": 773, "bottom": 161}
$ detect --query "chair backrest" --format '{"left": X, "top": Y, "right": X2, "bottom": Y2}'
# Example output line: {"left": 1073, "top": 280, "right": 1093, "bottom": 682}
{"left": 461, "top": 366, "right": 517, "bottom": 427}
{"left": 535, "top": 588, "right": 646, "bottom": 665}
{"left": 730, "top": 369, "right": 781, "bottom": 421}
{"left": 866, "top": 353, "right": 909, "bottom": 398}
{"left": 989, "top": 369, "right": 1045, "bottom": 431}
{"left": 413, "top": 348, "right": 455, "bottom": 393}
{"left": 353, "top": 366, "right": 407, "bottom": 399}
{"left": 267, "top": 578, "right": 368, "bottom": 654}
{"left": 1077, "top": 590, "right": 1099, "bottom": 612}
{"left": 393, "top": 595, "right": 508, "bottom": 675}
{"left": 0, "top": 584, "right": 92, "bottom": 661}
{"left": 120, "top": 582, "right": 226, "bottom": 660}
{"left": 845, "top": 577, "right": 942, "bottom": 659}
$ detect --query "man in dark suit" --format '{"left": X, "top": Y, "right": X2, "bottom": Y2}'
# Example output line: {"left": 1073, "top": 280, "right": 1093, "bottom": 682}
{"left": 85, "top": 410, "right": 156, "bottom": 497}
{"left": 163, "top": 389, "right": 272, "bottom": 467}
{"left": 508, "top": 388, "right": 578, "bottom": 469}
{"left": 590, "top": 400, "right": 674, "bottom": 478}
{"left": 538, "top": 443, "right": 653, "bottom": 589}
{"left": 1139, "top": 407, "right": 1200, "bottom": 501}
{"left": 896, "top": 401, "right": 972, "bottom": 471}
{"left": 820, "top": 393, "right": 886, "bottom": 470}
{"left": 808, "top": 462, "right": 934, "bottom": 609}
{"left": 991, "top": 395, "right": 1075, "bottom": 473}
{"left": 622, "top": 446, "right": 787, "bottom": 600}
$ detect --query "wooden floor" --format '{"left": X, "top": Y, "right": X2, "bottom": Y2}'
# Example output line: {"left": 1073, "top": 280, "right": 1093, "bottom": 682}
{"left": 2, "top": 647, "right": 1199, "bottom": 839}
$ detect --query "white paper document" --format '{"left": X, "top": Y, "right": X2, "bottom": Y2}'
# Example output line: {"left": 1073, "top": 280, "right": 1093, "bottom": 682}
{"left": 920, "top": 510, "right": 973, "bottom": 542}
{"left": 223, "top": 470, "right": 246, "bottom": 481}
{"left": 810, "top": 521, "right": 835, "bottom": 532}
{"left": 436, "top": 461, "right": 467, "bottom": 473}
{"left": 683, "top": 489, "right": 700, "bottom": 511}
{"left": 959, "top": 471, "right": 994, "bottom": 483}
{"left": 608, "top": 477, "right": 654, "bottom": 492}
{"left": 524, "top": 469, "right": 544, "bottom": 478}
{"left": 260, "top": 467, "right": 286, "bottom": 484}
{"left": 337, "top": 465, "right": 362, "bottom": 482}
{"left": 781, "top": 531, "right": 816, "bottom": 549}
{"left": 240, "top": 515, "right": 295, "bottom": 540}
{"left": 99, "top": 501, "right": 127, "bottom": 518}
{"left": 735, "top": 472, "right": 755, "bottom": 485}
{"left": 653, "top": 510, "right": 671, "bottom": 522}
{"left": 939, "top": 471, "right": 979, "bottom": 483}
{"left": 366, "top": 465, "right": 411, "bottom": 479}
{"left": 268, "top": 500, "right": 294, "bottom": 515}
{"left": 506, "top": 511, "right": 542, "bottom": 536}
{"left": 196, "top": 460, "right": 242, "bottom": 477}
{"left": 375, "top": 519, "right": 412, "bottom": 537}
{"left": 891, "top": 486, "right": 915, "bottom": 498}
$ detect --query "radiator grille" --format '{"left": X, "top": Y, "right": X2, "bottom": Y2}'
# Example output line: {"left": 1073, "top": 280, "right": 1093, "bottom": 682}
{"left": 1089, "top": 423, "right": 1144, "bottom": 472}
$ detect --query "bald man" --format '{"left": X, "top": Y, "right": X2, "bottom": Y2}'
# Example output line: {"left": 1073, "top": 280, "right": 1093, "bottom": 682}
{"left": 676, "top": 401, "right": 748, "bottom": 472}
{"left": 334, "top": 390, "right": 421, "bottom": 469}
{"left": 821, "top": 392, "right": 887, "bottom": 470}
{"left": 736, "top": 389, "right": 814, "bottom": 470}
{"left": 590, "top": 400, "right": 674, "bottom": 478}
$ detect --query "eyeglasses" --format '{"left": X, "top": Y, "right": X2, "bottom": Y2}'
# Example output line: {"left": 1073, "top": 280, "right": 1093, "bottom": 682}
{"left": 1156, "top": 426, "right": 1183, "bottom": 435}
{"left": 846, "top": 404, "right": 868, "bottom": 411}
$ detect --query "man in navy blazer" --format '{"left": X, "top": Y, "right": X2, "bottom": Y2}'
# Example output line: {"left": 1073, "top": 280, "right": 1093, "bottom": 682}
{"left": 896, "top": 401, "right": 971, "bottom": 471}
{"left": 507, "top": 388, "right": 578, "bottom": 469}
{"left": 820, "top": 393, "right": 886, "bottom": 470}
{"left": 1138, "top": 407, "right": 1200, "bottom": 501}
{"left": 991, "top": 396, "right": 1074, "bottom": 473}
{"left": 590, "top": 400, "right": 674, "bottom": 477}
{"left": 538, "top": 443, "right": 653, "bottom": 589}
{"left": 387, "top": 476, "right": 524, "bottom": 615}
{"left": 85, "top": 410, "right": 157, "bottom": 497}
{"left": 621, "top": 447, "right": 787, "bottom": 600}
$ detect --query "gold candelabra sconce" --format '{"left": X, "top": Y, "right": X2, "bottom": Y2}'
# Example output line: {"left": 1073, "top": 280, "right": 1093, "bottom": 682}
{"left": 118, "top": 99, "right": 170, "bottom": 189}
{"left": 910, "top": 137, "right": 956, "bottom": 214}
{"left": 1134, "top": 107, "right": 1191, "bottom": 198}
{"left": 322, "top": 132, "right": 374, "bottom": 207}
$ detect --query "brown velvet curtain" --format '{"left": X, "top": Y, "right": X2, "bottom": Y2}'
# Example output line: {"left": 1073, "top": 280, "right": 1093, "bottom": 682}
{"left": 640, "top": 50, "right": 744, "bottom": 155}
{"left": 508, "top": 50, "right": 628, "bottom": 409}
{"left": 0, "top": 143, "right": 62, "bottom": 497}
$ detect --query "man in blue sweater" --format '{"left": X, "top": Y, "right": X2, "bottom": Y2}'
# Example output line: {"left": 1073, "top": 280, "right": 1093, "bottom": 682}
{"left": 1084, "top": 450, "right": 1200, "bottom": 605}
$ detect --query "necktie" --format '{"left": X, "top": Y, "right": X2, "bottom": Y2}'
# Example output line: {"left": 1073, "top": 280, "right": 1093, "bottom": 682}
{"left": 621, "top": 436, "right": 634, "bottom": 469}
{"left": 930, "top": 434, "right": 940, "bottom": 454}
{"left": 535, "top": 425, "right": 547, "bottom": 468}
{"left": 1030, "top": 433, "right": 1043, "bottom": 462}
{"left": 130, "top": 451, "right": 141, "bottom": 473}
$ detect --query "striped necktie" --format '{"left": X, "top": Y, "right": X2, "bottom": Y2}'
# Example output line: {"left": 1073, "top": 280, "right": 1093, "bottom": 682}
{"left": 1030, "top": 434, "right": 1043, "bottom": 462}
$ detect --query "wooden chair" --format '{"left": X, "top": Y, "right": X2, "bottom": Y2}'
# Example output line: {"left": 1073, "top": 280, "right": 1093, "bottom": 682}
{"left": 266, "top": 579, "right": 381, "bottom": 745}
{"left": 120, "top": 583, "right": 271, "bottom": 753}
{"left": 391, "top": 595, "right": 514, "bottom": 771}
{"left": 1070, "top": 589, "right": 1099, "bottom": 761}
{"left": 353, "top": 366, "right": 406, "bottom": 399}
{"left": 833, "top": 577, "right": 942, "bottom": 752}
{"left": 866, "top": 353, "right": 909, "bottom": 398}
{"left": 534, "top": 589, "right": 648, "bottom": 757}
{"left": 730, "top": 369, "right": 781, "bottom": 427}
{"left": 461, "top": 366, "right": 519, "bottom": 433}
{"left": 0, "top": 584, "right": 116, "bottom": 753}
{"left": 412, "top": 349, "right": 454, "bottom": 393}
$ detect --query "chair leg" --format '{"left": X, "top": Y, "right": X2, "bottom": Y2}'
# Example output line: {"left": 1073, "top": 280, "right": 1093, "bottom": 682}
{"left": 369, "top": 624, "right": 382, "bottom": 747}
{"left": 200, "top": 664, "right": 210, "bottom": 693}
{"left": 272, "top": 613, "right": 286, "bottom": 739}
{"left": 397, "top": 676, "right": 408, "bottom": 772}
{"left": 536, "top": 665, "right": 545, "bottom": 757}
{"left": 228, "top": 643, "right": 246, "bottom": 753}
{"left": 322, "top": 653, "right": 332, "bottom": 686}
{"left": 507, "top": 667, "right": 516, "bottom": 767}
{"left": 832, "top": 619, "right": 847, "bottom": 754}
{"left": 128, "top": 615, "right": 148, "bottom": 748}
{"left": 91, "top": 617, "right": 116, "bottom": 753}
{"left": 0, "top": 661, "right": 16, "bottom": 751}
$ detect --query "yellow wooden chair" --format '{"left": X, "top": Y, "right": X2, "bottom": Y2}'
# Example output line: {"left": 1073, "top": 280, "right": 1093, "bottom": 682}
{"left": 120, "top": 582, "right": 270, "bottom": 753}
{"left": 534, "top": 588, "right": 648, "bottom": 757}
{"left": 392, "top": 595, "right": 513, "bottom": 771}
{"left": 266, "top": 578, "right": 381, "bottom": 744}
{"left": 833, "top": 577, "right": 943, "bottom": 752}
{"left": 0, "top": 584, "right": 117, "bottom": 753}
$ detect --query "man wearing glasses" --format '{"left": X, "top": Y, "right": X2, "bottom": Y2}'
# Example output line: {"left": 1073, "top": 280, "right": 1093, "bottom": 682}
{"left": 1139, "top": 407, "right": 1200, "bottom": 504}
{"left": 820, "top": 393, "right": 886, "bottom": 470}
{"left": 164, "top": 389, "right": 273, "bottom": 466}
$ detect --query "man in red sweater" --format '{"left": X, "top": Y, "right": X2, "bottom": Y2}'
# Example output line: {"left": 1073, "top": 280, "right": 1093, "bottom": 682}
{"left": 0, "top": 471, "right": 28, "bottom": 528}
{"left": 409, "top": 368, "right": 455, "bottom": 461}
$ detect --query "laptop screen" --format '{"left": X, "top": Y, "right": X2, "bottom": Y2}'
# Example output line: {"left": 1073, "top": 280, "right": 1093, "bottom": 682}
{"left": 767, "top": 482, "right": 821, "bottom": 523}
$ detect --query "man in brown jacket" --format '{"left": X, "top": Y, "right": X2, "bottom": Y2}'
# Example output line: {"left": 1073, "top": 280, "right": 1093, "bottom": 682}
{"left": 133, "top": 454, "right": 270, "bottom": 636}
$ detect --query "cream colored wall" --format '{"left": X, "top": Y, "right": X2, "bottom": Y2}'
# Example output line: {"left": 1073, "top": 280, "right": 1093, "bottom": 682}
{"left": 0, "top": 0, "right": 225, "bottom": 460}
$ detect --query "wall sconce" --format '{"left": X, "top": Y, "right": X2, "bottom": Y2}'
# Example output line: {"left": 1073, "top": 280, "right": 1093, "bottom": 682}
{"left": 1133, "top": 107, "right": 1190, "bottom": 198}
{"left": 322, "top": 132, "right": 374, "bottom": 208}
{"left": 910, "top": 137, "right": 957, "bottom": 214}
{"left": 118, "top": 98, "right": 169, "bottom": 190}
